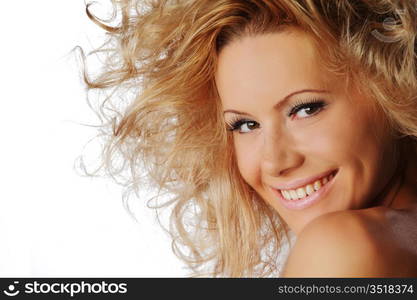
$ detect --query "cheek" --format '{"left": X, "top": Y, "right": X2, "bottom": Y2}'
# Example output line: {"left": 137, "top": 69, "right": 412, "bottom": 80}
{"left": 295, "top": 102, "right": 391, "bottom": 199}
{"left": 233, "top": 137, "right": 261, "bottom": 185}
{"left": 293, "top": 103, "right": 380, "bottom": 162}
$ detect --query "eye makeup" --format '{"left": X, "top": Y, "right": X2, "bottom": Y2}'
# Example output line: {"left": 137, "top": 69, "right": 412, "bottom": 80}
{"left": 225, "top": 98, "right": 328, "bottom": 133}
{"left": 286, "top": 98, "right": 327, "bottom": 117}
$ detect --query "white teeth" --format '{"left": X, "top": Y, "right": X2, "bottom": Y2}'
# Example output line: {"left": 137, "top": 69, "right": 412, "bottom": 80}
{"left": 279, "top": 172, "right": 335, "bottom": 200}
{"left": 313, "top": 180, "right": 322, "bottom": 191}
{"left": 290, "top": 190, "right": 298, "bottom": 200}
{"left": 282, "top": 190, "right": 290, "bottom": 200}
{"left": 296, "top": 188, "right": 306, "bottom": 198}
{"left": 305, "top": 184, "right": 314, "bottom": 196}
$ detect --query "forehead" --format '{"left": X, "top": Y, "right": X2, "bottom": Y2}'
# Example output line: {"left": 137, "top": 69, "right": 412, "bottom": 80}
{"left": 215, "top": 29, "right": 336, "bottom": 105}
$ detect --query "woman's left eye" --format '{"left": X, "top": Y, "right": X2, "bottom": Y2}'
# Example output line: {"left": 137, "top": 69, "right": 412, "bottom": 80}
{"left": 288, "top": 99, "right": 327, "bottom": 119}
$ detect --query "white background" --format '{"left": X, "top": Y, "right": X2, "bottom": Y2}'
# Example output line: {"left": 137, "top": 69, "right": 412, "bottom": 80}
{"left": 0, "top": 1, "right": 188, "bottom": 277}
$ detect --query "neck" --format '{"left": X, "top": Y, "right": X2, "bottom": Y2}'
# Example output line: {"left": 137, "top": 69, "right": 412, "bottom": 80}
{"left": 375, "top": 139, "right": 417, "bottom": 210}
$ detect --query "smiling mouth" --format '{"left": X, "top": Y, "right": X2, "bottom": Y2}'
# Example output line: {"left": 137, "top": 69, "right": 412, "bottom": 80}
{"left": 277, "top": 169, "right": 338, "bottom": 201}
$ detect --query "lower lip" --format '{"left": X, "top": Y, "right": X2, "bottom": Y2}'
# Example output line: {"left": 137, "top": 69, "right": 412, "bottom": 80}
{"left": 271, "top": 170, "right": 338, "bottom": 210}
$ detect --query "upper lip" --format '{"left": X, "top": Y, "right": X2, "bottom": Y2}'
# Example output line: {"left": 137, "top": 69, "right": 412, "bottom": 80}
{"left": 271, "top": 169, "right": 337, "bottom": 190}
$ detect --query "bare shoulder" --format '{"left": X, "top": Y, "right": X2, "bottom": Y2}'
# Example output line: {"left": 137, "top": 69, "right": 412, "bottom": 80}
{"left": 282, "top": 208, "right": 417, "bottom": 277}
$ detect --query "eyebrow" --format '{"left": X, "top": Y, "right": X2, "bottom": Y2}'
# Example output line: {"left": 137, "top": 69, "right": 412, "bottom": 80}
{"left": 223, "top": 89, "right": 330, "bottom": 117}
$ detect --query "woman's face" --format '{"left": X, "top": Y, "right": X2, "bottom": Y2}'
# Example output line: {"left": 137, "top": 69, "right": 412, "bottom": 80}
{"left": 215, "top": 29, "right": 398, "bottom": 234}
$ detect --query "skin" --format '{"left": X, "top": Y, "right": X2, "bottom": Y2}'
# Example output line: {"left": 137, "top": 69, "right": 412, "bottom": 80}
{"left": 215, "top": 28, "right": 417, "bottom": 276}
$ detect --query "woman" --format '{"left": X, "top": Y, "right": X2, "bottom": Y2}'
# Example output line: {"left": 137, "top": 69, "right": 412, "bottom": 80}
{"left": 81, "top": 0, "right": 417, "bottom": 277}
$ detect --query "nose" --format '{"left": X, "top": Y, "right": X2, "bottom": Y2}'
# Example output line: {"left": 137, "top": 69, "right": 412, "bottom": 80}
{"left": 261, "top": 127, "right": 304, "bottom": 177}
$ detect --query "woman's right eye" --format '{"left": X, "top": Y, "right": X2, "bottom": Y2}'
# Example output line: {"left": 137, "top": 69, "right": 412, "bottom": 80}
{"left": 227, "top": 118, "right": 259, "bottom": 134}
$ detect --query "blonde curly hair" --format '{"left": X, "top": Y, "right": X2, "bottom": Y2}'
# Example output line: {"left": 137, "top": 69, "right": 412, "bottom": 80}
{"left": 79, "top": 0, "right": 417, "bottom": 277}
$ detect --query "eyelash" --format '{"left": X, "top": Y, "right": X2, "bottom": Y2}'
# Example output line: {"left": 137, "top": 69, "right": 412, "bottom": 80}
{"left": 226, "top": 98, "right": 327, "bottom": 133}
